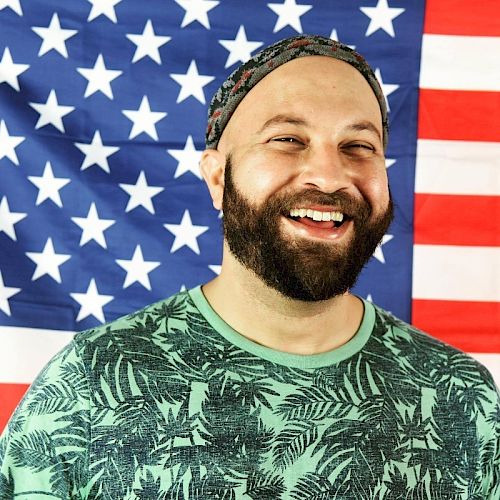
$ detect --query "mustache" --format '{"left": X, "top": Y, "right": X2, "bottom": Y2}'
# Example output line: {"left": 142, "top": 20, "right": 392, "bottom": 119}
{"left": 269, "top": 189, "right": 372, "bottom": 220}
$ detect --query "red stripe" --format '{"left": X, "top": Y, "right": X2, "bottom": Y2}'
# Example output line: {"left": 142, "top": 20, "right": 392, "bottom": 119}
{"left": 418, "top": 89, "right": 500, "bottom": 142}
{"left": 414, "top": 194, "right": 500, "bottom": 246}
{"left": 424, "top": 0, "right": 500, "bottom": 36}
{"left": 0, "top": 383, "right": 29, "bottom": 434}
{"left": 412, "top": 300, "right": 500, "bottom": 352}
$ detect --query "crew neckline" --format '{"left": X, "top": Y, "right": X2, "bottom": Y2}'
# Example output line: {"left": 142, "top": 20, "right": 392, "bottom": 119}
{"left": 188, "top": 286, "right": 375, "bottom": 369}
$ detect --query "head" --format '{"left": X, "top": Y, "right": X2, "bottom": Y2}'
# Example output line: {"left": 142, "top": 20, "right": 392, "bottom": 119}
{"left": 201, "top": 35, "right": 393, "bottom": 301}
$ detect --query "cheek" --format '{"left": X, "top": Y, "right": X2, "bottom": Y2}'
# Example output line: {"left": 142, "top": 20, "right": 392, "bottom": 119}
{"left": 359, "top": 169, "right": 390, "bottom": 209}
{"left": 234, "top": 153, "right": 295, "bottom": 201}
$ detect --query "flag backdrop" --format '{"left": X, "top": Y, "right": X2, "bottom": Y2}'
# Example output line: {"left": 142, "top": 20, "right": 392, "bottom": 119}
{"left": 0, "top": 0, "right": 498, "bottom": 433}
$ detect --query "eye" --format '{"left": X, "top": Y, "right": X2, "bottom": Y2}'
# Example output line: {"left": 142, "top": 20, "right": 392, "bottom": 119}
{"left": 346, "top": 143, "right": 374, "bottom": 151}
{"left": 272, "top": 137, "right": 301, "bottom": 143}
{"left": 343, "top": 142, "right": 376, "bottom": 157}
{"left": 269, "top": 136, "right": 306, "bottom": 149}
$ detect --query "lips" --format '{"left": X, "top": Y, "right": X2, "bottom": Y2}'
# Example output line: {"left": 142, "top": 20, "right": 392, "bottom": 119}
{"left": 297, "top": 216, "right": 335, "bottom": 229}
{"left": 289, "top": 208, "right": 344, "bottom": 223}
{"left": 286, "top": 206, "right": 350, "bottom": 232}
{"left": 283, "top": 213, "right": 352, "bottom": 240}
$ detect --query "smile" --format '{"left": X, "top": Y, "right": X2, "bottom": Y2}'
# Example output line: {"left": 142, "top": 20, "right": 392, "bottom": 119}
{"left": 283, "top": 207, "right": 352, "bottom": 240}
{"left": 289, "top": 208, "right": 344, "bottom": 224}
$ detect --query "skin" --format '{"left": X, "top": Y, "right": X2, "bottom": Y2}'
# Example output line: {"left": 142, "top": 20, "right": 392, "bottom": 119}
{"left": 199, "top": 56, "right": 390, "bottom": 355}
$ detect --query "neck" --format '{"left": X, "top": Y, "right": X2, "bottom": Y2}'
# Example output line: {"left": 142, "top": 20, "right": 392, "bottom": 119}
{"left": 201, "top": 253, "right": 364, "bottom": 355}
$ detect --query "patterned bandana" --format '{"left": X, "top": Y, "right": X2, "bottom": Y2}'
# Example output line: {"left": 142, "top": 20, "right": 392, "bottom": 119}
{"left": 205, "top": 34, "right": 388, "bottom": 150}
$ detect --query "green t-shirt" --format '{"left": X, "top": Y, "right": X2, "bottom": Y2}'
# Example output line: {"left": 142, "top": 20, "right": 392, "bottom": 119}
{"left": 1, "top": 288, "right": 499, "bottom": 499}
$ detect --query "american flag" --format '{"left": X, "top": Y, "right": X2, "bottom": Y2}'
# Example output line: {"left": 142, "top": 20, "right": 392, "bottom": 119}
{"left": 0, "top": 0, "right": 498, "bottom": 433}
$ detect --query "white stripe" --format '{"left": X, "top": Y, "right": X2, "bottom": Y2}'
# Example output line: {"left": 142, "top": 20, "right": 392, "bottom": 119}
{"left": 420, "top": 34, "right": 500, "bottom": 91}
{"left": 0, "top": 326, "right": 74, "bottom": 384}
{"left": 413, "top": 245, "right": 500, "bottom": 301}
{"left": 415, "top": 139, "right": 500, "bottom": 195}
{"left": 470, "top": 353, "right": 500, "bottom": 388}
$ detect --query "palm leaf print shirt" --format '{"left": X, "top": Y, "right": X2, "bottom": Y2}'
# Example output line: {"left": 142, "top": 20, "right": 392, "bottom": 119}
{"left": 1, "top": 287, "right": 499, "bottom": 499}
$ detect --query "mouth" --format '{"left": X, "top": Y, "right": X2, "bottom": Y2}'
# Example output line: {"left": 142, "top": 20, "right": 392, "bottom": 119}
{"left": 281, "top": 206, "right": 353, "bottom": 241}
{"left": 286, "top": 207, "right": 350, "bottom": 229}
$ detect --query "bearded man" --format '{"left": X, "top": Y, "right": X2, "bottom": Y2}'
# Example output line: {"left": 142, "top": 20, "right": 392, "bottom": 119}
{"left": 1, "top": 35, "right": 498, "bottom": 499}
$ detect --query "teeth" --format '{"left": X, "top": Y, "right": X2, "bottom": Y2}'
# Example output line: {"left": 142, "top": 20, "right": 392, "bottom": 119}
{"left": 312, "top": 210, "right": 322, "bottom": 221}
{"left": 289, "top": 208, "right": 344, "bottom": 222}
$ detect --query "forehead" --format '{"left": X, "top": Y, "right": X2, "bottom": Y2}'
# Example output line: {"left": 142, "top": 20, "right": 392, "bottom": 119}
{"left": 262, "top": 55, "right": 370, "bottom": 86}
{"left": 222, "top": 56, "right": 382, "bottom": 143}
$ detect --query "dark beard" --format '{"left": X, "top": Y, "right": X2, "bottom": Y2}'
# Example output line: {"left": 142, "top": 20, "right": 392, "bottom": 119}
{"left": 222, "top": 158, "right": 394, "bottom": 302}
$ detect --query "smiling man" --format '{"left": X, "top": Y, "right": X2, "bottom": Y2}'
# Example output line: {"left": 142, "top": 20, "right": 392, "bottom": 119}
{"left": 1, "top": 35, "right": 498, "bottom": 499}
{"left": 201, "top": 52, "right": 394, "bottom": 356}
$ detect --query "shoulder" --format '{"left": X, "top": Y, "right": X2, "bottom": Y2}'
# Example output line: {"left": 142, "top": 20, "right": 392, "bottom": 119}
{"left": 72, "top": 289, "right": 195, "bottom": 353}
{"left": 368, "top": 303, "right": 498, "bottom": 394}
{"left": 0, "top": 329, "right": 92, "bottom": 494}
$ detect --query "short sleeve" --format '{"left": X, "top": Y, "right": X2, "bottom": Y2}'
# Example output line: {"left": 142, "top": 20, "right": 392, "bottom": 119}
{"left": 480, "top": 376, "right": 500, "bottom": 499}
{"left": 0, "top": 339, "right": 91, "bottom": 499}
{"left": 487, "top": 391, "right": 500, "bottom": 499}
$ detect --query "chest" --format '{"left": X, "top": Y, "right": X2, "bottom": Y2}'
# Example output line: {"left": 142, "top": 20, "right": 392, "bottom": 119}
{"left": 85, "top": 373, "right": 484, "bottom": 499}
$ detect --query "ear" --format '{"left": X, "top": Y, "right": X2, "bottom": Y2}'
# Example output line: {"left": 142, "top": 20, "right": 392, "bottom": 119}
{"left": 200, "top": 149, "right": 225, "bottom": 211}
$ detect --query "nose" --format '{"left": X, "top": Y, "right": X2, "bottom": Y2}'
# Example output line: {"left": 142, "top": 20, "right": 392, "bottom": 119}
{"left": 298, "top": 144, "right": 353, "bottom": 194}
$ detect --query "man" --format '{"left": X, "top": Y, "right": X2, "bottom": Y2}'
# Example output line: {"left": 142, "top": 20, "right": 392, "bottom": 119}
{"left": 0, "top": 35, "right": 498, "bottom": 499}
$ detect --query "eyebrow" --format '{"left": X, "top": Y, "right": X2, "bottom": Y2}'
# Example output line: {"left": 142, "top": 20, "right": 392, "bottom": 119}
{"left": 258, "top": 114, "right": 309, "bottom": 133}
{"left": 346, "top": 121, "right": 382, "bottom": 141}
{"left": 258, "top": 115, "right": 382, "bottom": 141}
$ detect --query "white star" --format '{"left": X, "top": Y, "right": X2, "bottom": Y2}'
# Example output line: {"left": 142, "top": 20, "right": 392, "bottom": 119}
{"left": 87, "top": 0, "right": 122, "bottom": 23}
{"left": 116, "top": 245, "right": 160, "bottom": 290}
{"left": 366, "top": 294, "right": 373, "bottom": 302}
{"left": 122, "top": 95, "right": 167, "bottom": 140}
{"left": 170, "top": 60, "right": 215, "bottom": 105}
{"left": 385, "top": 158, "right": 396, "bottom": 168}
{"left": 126, "top": 19, "right": 171, "bottom": 64}
{"left": 27, "top": 161, "right": 70, "bottom": 207}
{"left": 374, "top": 68, "right": 399, "bottom": 112}
{"left": 219, "top": 25, "right": 263, "bottom": 68}
{"left": 32, "top": 13, "right": 78, "bottom": 58}
{"left": 164, "top": 209, "right": 209, "bottom": 254}
{"left": 0, "top": 120, "right": 25, "bottom": 165}
{"left": 77, "top": 54, "right": 122, "bottom": 99}
{"left": 70, "top": 278, "right": 113, "bottom": 323}
{"left": 0, "top": 47, "right": 29, "bottom": 91}
{"left": 0, "top": 271, "right": 20, "bottom": 316}
{"left": 209, "top": 264, "right": 221, "bottom": 275}
{"left": 267, "top": 0, "right": 312, "bottom": 33}
{"left": 0, "top": 196, "right": 26, "bottom": 241}
{"left": 29, "top": 89, "right": 75, "bottom": 133}
{"left": 360, "top": 0, "right": 405, "bottom": 38}
{"left": 74, "top": 130, "right": 119, "bottom": 173}
{"left": 71, "top": 202, "right": 115, "bottom": 248}
{"left": 174, "top": 0, "right": 219, "bottom": 29}
{"left": 329, "top": 29, "right": 356, "bottom": 50}
{"left": 373, "top": 234, "right": 394, "bottom": 264}
{"left": 26, "top": 237, "right": 71, "bottom": 283}
{"left": 0, "top": 0, "right": 22, "bottom": 15}
{"left": 167, "top": 135, "right": 203, "bottom": 179}
{"left": 119, "top": 170, "right": 164, "bottom": 214}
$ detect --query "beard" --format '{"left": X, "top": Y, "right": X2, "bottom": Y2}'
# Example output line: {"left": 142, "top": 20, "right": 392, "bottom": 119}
{"left": 222, "top": 157, "right": 394, "bottom": 302}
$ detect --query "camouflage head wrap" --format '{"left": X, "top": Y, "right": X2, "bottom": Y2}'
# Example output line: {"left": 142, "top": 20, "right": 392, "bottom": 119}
{"left": 205, "top": 34, "right": 388, "bottom": 150}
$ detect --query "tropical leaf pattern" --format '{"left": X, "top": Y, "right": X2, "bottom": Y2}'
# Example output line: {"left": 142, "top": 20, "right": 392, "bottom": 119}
{"left": 0, "top": 288, "right": 498, "bottom": 499}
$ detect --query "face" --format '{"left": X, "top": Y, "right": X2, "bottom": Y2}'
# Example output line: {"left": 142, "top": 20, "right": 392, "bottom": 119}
{"left": 222, "top": 156, "right": 393, "bottom": 301}
{"left": 205, "top": 56, "right": 393, "bottom": 301}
